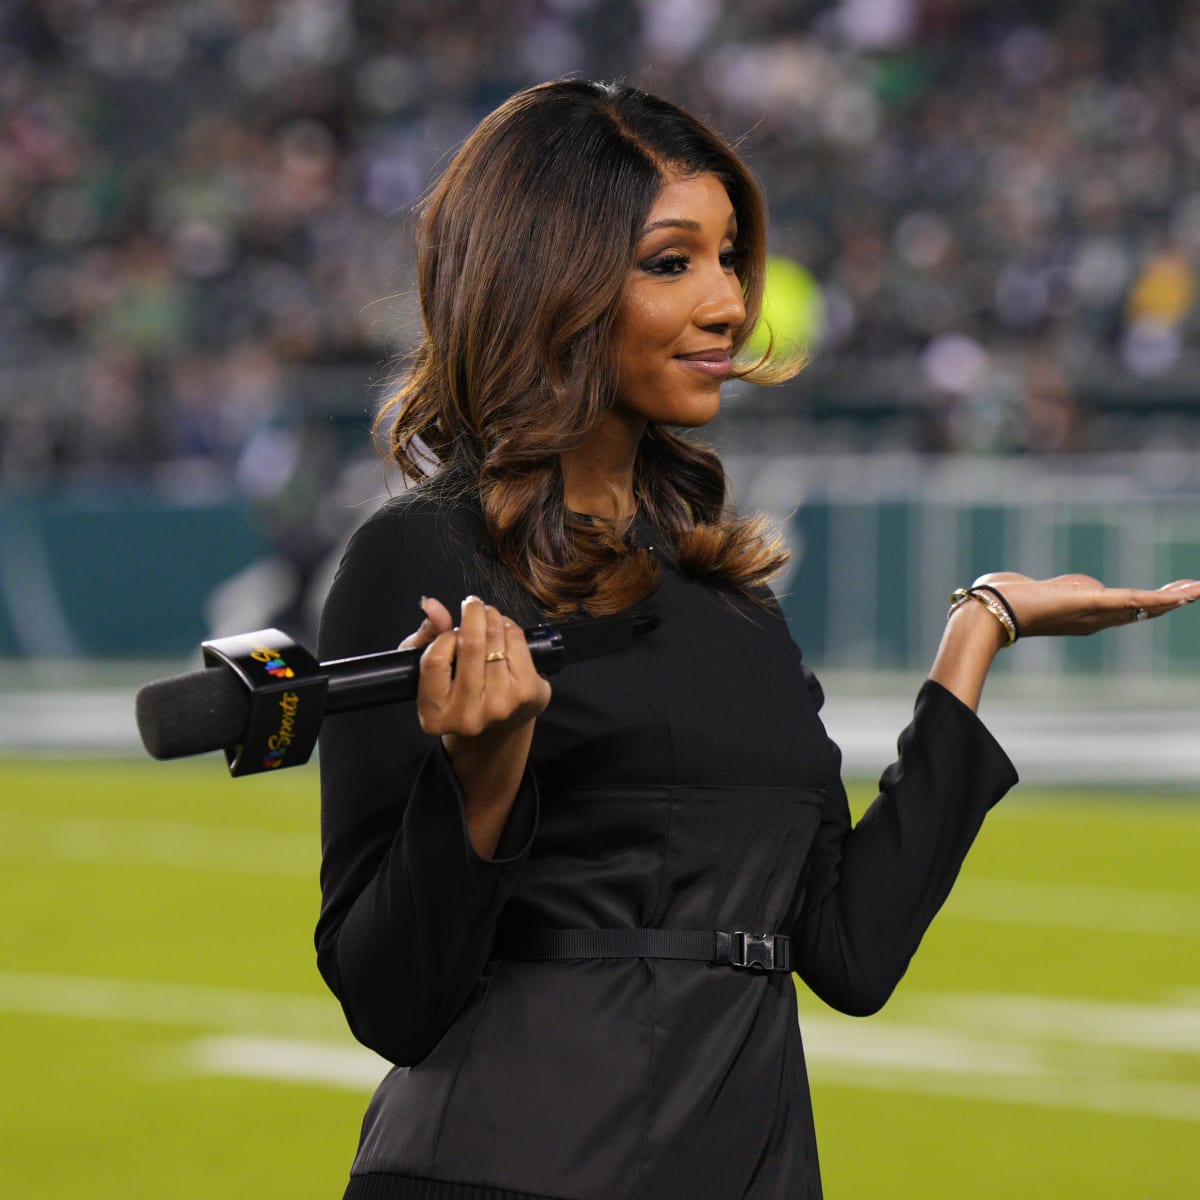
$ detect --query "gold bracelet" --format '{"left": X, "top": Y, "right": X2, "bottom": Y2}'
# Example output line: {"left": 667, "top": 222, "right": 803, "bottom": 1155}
{"left": 947, "top": 587, "right": 1017, "bottom": 647}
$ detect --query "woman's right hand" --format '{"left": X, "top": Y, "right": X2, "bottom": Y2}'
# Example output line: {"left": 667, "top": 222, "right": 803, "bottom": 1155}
{"left": 399, "top": 595, "right": 551, "bottom": 858}
{"left": 400, "top": 595, "right": 552, "bottom": 740}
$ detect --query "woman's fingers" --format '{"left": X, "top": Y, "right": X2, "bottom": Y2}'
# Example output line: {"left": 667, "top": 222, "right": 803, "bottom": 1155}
{"left": 398, "top": 595, "right": 454, "bottom": 650}
{"left": 452, "top": 596, "right": 488, "bottom": 710}
{"left": 1088, "top": 582, "right": 1198, "bottom": 625}
{"left": 418, "top": 628, "right": 458, "bottom": 708}
{"left": 415, "top": 597, "right": 484, "bottom": 734}
{"left": 416, "top": 596, "right": 552, "bottom": 737}
{"left": 1117, "top": 580, "right": 1200, "bottom": 621}
{"left": 504, "top": 616, "right": 552, "bottom": 714}
{"left": 972, "top": 574, "right": 1200, "bottom": 638}
{"left": 1159, "top": 579, "right": 1200, "bottom": 597}
{"left": 483, "top": 604, "right": 507, "bottom": 675}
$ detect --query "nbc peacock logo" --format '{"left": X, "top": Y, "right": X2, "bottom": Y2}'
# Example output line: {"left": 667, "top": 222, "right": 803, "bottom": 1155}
{"left": 250, "top": 645, "right": 295, "bottom": 679}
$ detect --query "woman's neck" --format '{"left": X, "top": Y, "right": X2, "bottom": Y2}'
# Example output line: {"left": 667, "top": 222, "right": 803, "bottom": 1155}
{"left": 560, "top": 412, "right": 644, "bottom": 521}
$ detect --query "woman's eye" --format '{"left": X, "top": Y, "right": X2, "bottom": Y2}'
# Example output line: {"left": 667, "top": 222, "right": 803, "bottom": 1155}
{"left": 641, "top": 253, "right": 690, "bottom": 276}
{"left": 639, "top": 248, "right": 745, "bottom": 276}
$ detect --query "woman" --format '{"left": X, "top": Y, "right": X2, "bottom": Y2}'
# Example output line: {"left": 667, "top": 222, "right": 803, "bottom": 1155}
{"left": 316, "top": 80, "right": 1199, "bottom": 1200}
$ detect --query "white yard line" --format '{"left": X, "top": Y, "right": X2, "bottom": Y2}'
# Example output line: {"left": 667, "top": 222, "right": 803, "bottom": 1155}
{"left": 0, "top": 970, "right": 341, "bottom": 1040}
{"left": 4, "top": 969, "right": 1197, "bottom": 1121}
{"left": 806, "top": 1057, "right": 1200, "bottom": 1124}
{"left": 800, "top": 989, "right": 1200, "bottom": 1123}
{"left": 187, "top": 1034, "right": 388, "bottom": 1091}
{"left": 795, "top": 1016, "right": 1045, "bottom": 1076}
{"left": 183, "top": 1010, "right": 1200, "bottom": 1122}
{"left": 909, "top": 990, "right": 1200, "bottom": 1054}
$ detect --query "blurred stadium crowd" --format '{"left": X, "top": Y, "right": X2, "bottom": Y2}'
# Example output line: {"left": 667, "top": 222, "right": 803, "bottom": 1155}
{"left": 4, "top": 0, "right": 1200, "bottom": 491}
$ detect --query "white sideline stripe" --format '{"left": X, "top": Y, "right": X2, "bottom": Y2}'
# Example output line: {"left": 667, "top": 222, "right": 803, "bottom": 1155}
{"left": 183, "top": 1024, "right": 1200, "bottom": 1123}
{"left": 188, "top": 1035, "right": 388, "bottom": 1090}
{"left": 807, "top": 1058, "right": 1200, "bottom": 1124}
{"left": 797, "top": 1016, "right": 1044, "bottom": 1076}
{"left": 948, "top": 876, "right": 1200, "bottom": 938}
{"left": 0, "top": 971, "right": 342, "bottom": 1039}
{"left": 913, "top": 991, "right": 1200, "bottom": 1054}
{"left": 10, "top": 970, "right": 1193, "bottom": 1061}
{"left": 0, "top": 815, "right": 314, "bottom": 877}
{"left": 4, "top": 970, "right": 1198, "bottom": 1121}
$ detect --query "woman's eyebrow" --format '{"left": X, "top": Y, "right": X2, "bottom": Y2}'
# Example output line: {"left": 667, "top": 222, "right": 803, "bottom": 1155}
{"left": 641, "top": 217, "right": 701, "bottom": 235}
{"left": 639, "top": 213, "right": 738, "bottom": 237}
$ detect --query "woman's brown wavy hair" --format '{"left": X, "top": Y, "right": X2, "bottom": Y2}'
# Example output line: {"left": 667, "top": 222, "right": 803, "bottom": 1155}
{"left": 375, "top": 79, "right": 794, "bottom": 617}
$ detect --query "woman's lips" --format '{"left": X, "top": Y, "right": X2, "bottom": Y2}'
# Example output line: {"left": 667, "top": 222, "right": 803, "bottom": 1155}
{"left": 674, "top": 351, "right": 733, "bottom": 378}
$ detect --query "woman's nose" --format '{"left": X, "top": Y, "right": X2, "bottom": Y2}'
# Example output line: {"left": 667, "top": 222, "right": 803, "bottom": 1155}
{"left": 694, "top": 269, "right": 746, "bottom": 332}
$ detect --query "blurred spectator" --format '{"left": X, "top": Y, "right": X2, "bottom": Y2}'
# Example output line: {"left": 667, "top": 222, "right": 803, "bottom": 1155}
{"left": 1022, "top": 350, "right": 1089, "bottom": 453}
{"left": 4, "top": 0, "right": 1200, "bottom": 489}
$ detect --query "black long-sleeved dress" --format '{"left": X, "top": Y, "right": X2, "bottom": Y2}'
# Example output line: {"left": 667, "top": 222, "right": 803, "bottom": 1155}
{"left": 316, "top": 486, "right": 1018, "bottom": 1200}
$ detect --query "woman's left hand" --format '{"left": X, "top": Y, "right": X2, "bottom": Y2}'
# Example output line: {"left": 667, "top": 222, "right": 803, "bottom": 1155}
{"left": 970, "top": 572, "right": 1200, "bottom": 638}
{"left": 932, "top": 571, "right": 1200, "bottom": 711}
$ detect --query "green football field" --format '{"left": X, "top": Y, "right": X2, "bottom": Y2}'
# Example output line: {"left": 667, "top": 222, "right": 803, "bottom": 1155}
{"left": 1, "top": 757, "right": 1197, "bottom": 1198}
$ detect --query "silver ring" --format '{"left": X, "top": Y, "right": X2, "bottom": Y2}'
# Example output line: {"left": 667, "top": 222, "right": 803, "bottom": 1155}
{"left": 1134, "top": 608, "right": 1149, "bottom": 622}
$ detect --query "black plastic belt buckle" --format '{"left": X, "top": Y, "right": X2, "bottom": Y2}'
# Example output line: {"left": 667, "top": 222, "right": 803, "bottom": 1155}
{"left": 732, "top": 931, "right": 790, "bottom": 972}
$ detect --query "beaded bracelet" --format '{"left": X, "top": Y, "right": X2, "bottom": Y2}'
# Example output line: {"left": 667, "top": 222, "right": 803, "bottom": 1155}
{"left": 947, "top": 586, "right": 1018, "bottom": 647}
{"left": 969, "top": 584, "right": 1021, "bottom": 641}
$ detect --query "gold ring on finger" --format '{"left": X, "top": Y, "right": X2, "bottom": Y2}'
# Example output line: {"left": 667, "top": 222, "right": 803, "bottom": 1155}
{"left": 485, "top": 650, "right": 508, "bottom": 663}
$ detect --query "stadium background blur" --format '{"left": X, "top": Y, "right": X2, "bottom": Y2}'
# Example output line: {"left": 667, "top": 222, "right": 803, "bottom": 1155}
{"left": 2, "top": 2, "right": 1199, "bottom": 1198}
{"left": 7, "top": 0, "right": 1200, "bottom": 664}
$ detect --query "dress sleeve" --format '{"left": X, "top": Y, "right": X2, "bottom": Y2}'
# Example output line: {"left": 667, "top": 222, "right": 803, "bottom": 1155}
{"left": 314, "top": 498, "right": 538, "bottom": 1065}
{"left": 791, "top": 672, "right": 1018, "bottom": 1017}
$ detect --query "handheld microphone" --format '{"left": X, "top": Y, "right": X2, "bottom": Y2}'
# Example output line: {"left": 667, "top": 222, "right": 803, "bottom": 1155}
{"left": 135, "top": 611, "right": 655, "bottom": 778}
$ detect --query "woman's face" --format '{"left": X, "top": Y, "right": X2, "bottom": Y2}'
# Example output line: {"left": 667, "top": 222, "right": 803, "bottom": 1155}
{"left": 613, "top": 171, "right": 747, "bottom": 428}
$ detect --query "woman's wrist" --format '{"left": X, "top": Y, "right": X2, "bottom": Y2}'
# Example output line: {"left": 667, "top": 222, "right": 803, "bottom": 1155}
{"left": 443, "top": 720, "right": 536, "bottom": 859}
{"left": 949, "top": 585, "right": 1019, "bottom": 645}
{"left": 928, "top": 596, "right": 1008, "bottom": 712}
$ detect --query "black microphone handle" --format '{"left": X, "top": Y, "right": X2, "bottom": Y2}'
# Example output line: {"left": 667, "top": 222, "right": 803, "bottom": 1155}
{"left": 322, "top": 644, "right": 421, "bottom": 713}
{"left": 135, "top": 626, "right": 567, "bottom": 763}
{"left": 321, "top": 624, "right": 564, "bottom": 714}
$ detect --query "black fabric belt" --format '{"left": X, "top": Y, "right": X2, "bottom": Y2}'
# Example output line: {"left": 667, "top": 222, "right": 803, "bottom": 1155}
{"left": 493, "top": 928, "right": 792, "bottom": 973}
